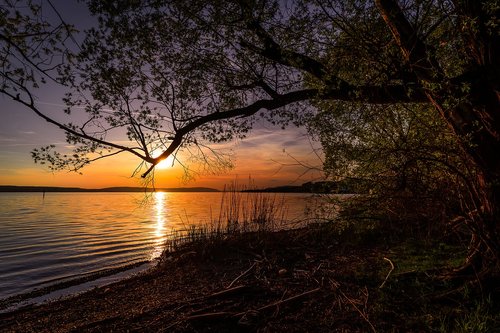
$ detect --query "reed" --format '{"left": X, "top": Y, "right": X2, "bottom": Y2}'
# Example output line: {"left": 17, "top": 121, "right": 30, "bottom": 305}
{"left": 215, "top": 181, "right": 287, "bottom": 233}
{"left": 163, "top": 180, "right": 288, "bottom": 253}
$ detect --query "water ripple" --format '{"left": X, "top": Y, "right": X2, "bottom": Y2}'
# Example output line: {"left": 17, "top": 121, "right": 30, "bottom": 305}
{"left": 0, "top": 191, "right": 312, "bottom": 301}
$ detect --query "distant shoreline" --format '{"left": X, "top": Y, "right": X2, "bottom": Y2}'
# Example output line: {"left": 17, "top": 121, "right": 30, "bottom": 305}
{"left": 0, "top": 181, "right": 363, "bottom": 194}
{"left": 0, "top": 185, "right": 220, "bottom": 193}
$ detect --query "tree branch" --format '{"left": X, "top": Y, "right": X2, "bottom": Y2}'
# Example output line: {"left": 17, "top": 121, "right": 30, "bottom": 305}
{"left": 141, "top": 81, "right": 428, "bottom": 178}
{"left": 244, "top": 20, "right": 334, "bottom": 81}
{"left": 141, "top": 88, "right": 318, "bottom": 178}
{"left": 0, "top": 84, "right": 150, "bottom": 163}
{"left": 240, "top": 19, "right": 427, "bottom": 102}
{"left": 375, "top": 0, "right": 443, "bottom": 82}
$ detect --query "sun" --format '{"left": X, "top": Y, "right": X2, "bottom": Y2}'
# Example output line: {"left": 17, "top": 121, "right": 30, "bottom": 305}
{"left": 156, "top": 154, "right": 175, "bottom": 169}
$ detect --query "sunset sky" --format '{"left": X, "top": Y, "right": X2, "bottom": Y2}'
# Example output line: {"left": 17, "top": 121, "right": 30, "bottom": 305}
{"left": 0, "top": 94, "right": 323, "bottom": 189}
{"left": 0, "top": 1, "right": 324, "bottom": 190}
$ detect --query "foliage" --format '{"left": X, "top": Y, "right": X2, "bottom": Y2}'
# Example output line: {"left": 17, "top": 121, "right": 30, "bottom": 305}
{"left": 2, "top": 1, "right": 496, "bottom": 179}
{"left": 2, "top": 0, "right": 499, "bottom": 271}
{"left": 0, "top": 0, "right": 72, "bottom": 95}
{"left": 309, "top": 101, "right": 476, "bottom": 231}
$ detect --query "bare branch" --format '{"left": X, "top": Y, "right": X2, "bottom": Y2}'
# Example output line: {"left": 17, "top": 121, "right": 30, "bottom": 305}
{"left": 0, "top": 85, "right": 150, "bottom": 162}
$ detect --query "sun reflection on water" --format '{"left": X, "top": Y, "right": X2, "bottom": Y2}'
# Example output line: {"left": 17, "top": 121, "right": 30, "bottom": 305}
{"left": 151, "top": 192, "right": 167, "bottom": 259}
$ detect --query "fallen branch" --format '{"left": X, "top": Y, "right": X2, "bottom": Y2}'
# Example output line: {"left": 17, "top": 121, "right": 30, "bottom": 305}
{"left": 233, "top": 287, "right": 321, "bottom": 318}
{"left": 207, "top": 285, "right": 250, "bottom": 299}
{"left": 379, "top": 257, "right": 395, "bottom": 289}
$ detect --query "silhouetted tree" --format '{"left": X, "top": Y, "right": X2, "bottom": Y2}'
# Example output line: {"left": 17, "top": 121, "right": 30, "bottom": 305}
{"left": 1, "top": 0, "right": 499, "bottom": 275}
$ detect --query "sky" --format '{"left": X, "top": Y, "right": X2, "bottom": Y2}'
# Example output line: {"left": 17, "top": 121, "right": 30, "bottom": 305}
{"left": 0, "top": 1, "right": 324, "bottom": 190}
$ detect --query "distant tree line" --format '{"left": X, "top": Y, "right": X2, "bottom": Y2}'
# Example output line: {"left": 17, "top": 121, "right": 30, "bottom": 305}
{"left": 243, "top": 180, "right": 369, "bottom": 194}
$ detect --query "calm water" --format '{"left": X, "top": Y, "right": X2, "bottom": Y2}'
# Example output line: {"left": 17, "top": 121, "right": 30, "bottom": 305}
{"left": 0, "top": 192, "right": 319, "bottom": 302}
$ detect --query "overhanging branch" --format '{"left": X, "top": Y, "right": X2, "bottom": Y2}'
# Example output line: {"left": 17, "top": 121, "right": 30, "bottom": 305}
{"left": 141, "top": 82, "right": 428, "bottom": 178}
{"left": 1, "top": 84, "right": 150, "bottom": 163}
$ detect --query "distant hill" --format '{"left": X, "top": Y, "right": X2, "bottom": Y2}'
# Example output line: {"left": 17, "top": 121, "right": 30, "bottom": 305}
{"left": 0, "top": 185, "right": 220, "bottom": 193}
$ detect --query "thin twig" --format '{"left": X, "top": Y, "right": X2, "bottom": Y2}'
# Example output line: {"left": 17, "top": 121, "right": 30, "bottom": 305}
{"left": 338, "top": 289, "right": 377, "bottom": 333}
{"left": 252, "top": 287, "right": 321, "bottom": 313}
{"left": 186, "top": 311, "right": 234, "bottom": 321}
{"left": 207, "top": 285, "right": 249, "bottom": 299}
{"left": 227, "top": 262, "right": 257, "bottom": 289}
{"left": 379, "top": 257, "right": 395, "bottom": 289}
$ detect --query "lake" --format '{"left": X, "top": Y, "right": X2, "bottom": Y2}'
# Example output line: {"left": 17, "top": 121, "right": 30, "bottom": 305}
{"left": 0, "top": 192, "right": 332, "bottom": 306}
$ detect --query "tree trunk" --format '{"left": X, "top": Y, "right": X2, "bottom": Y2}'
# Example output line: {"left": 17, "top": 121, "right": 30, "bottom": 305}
{"left": 444, "top": 0, "right": 500, "bottom": 275}
{"left": 430, "top": 72, "right": 500, "bottom": 277}
{"left": 376, "top": 0, "right": 500, "bottom": 277}
{"left": 456, "top": 116, "right": 500, "bottom": 277}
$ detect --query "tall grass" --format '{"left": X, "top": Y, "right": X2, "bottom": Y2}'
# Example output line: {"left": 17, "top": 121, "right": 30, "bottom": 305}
{"left": 162, "top": 180, "right": 288, "bottom": 253}
{"left": 215, "top": 181, "right": 287, "bottom": 233}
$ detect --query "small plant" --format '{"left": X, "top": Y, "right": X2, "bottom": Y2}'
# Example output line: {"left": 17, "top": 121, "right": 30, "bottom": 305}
{"left": 451, "top": 295, "right": 498, "bottom": 333}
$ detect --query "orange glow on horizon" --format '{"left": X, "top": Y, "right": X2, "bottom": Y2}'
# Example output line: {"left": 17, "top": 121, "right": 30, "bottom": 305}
{"left": 0, "top": 151, "right": 323, "bottom": 190}
{"left": 1, "top": 130, "right": 324, "bottom": 190}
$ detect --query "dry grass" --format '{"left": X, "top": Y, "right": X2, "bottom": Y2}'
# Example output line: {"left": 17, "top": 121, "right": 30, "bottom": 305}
{"left": 163, "top": 181, "right": 288, "bottom": 253}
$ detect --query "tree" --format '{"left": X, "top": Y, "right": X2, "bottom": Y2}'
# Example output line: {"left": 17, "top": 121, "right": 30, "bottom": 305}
{"left": 0, "top": 0, "right": 73, "bottom": 109}
{"left": 310, "top": 101, "right": 472, "bottom": 235}
{"left": 1, "top": 0, "right": 499, "bottom": 274}
{"left": 375, "top": 0, "right": 500, "bottom": 276}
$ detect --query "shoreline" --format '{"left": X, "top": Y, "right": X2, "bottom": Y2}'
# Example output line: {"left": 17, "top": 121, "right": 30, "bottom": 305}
{"left": 0, "top": 186, "right": 220, "bottom": 193}
{"left": 0, "top": 260, "right": 153, "bottom": 313}
{"left": 2, "top": 227, "right": 352, "bottom": 332}
{"left": 1, "top": 225, "right": 489, "bottom": 333}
